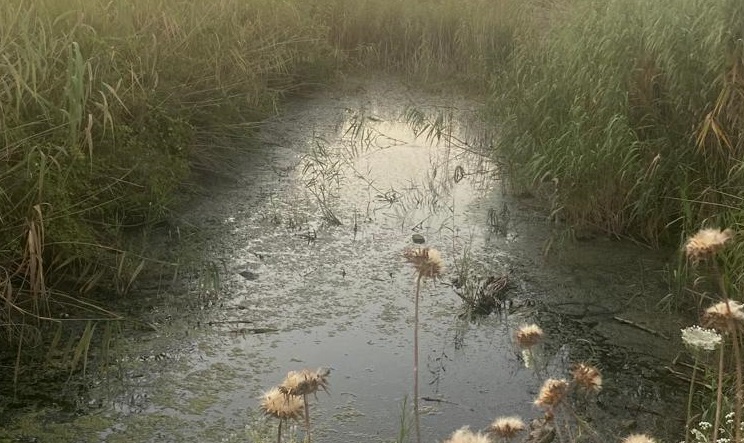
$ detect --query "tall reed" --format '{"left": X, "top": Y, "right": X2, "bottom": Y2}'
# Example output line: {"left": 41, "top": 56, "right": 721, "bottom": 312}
{"left": 492, "top": 0, "right": 744, "bottom": 246}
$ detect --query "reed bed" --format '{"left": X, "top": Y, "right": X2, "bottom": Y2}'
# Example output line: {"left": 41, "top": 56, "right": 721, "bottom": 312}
{"left": 0, "top": 0, "right": 516, "bottom": 352}
{"left": 3, "top": 1, "right": 743, "bottom": 436}
{"left": 493, "top": 0, "right": 744, "bottom": 247}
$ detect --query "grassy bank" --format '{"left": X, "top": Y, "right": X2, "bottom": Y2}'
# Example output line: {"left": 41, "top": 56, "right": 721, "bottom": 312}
{"left": 0, "top": 0, "right": 514, "bottom": 352}
{"left": 492, "top": 0, "right": 744, "bottom": 247}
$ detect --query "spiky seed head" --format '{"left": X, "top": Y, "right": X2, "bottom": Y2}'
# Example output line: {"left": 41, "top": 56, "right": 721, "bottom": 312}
{"left": 703, "top": 300, "right": 744, "bottom": 333}
{"left": 403, "top": 247, "right": 444, "bottom": 279}
{"left": 516, "top": 324, "right": 544, "bottom": 349}
{"left": 684, "top": 228, "right": 734, "bottom": 263}
{"left": 534, "top": 378, "right": 568, "bottom": 409}
{"left": 488, "top": 416, "right": 526, "bottom": 439}
{"left": 443, "top": 426, "right": 491, "bottom": 443}
{"left": 621, "top": 434, "right": 658, "bottom": 443}
{"left": 279, "top": 368, "right": 330, "bottom": 397}
{"left": 260, "top": 387, "right": 304, "bottom": 420}
{"left": 571, "top": 363, "right": 602, "bottom": 393}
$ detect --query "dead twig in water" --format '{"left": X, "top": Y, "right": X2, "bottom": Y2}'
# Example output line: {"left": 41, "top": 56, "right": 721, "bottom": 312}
{"left": 612, "top": 316, "right": 670, "bottom": 339}
{"left": 228, "top": 327, "right": 279, "bottom": 335}
{"left": 421, "top": 396, "right": 459, "bottom": 406}
{"left": 207, "top": 320, "right": 254, "bottom": 325}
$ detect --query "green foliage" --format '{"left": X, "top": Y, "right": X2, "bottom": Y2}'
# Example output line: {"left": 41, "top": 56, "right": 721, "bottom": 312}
{"left": 0, "top": 0, "right": 516, "bottom": 352}
{"left": 492, "top": 0, "right": 744, "bottom": 248}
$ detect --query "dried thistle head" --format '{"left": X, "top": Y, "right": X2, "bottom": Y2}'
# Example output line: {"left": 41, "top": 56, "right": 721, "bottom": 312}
{"left": 684, "top": 228, "right": 734, "bottom": 263}
{"left": 488, "top": 416, "right": 526, "bottom": 439}
{"left": 403, "top": 247, "right": 444, "bottom": 279}
{"left": 703, "top": 300, "right": 744, "bottom": 333}
{"left": 516, "top": 324, "right": 544, "bottom": 349}
{"left": 534, "top": 378, "right": 568, "bottom": 409}
{"left": 443, "top": 426, "right": 491, "bottom": 443}
{"left": 571, "top": 363, "right": 602, "bottom": 393}
{"left": 621, "top": 434, "right": 658, "bottom": 443}
{"left": 260, "top": 387, "right": 304, "bottom": 420}
{"left": 279, "top": 368, "right": 330, "bottom": 397}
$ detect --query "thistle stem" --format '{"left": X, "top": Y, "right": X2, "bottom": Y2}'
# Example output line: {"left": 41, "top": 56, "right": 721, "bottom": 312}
{"left": 414, "top": 273, "right": 422, "bottom": 443}
{"left": 713, "top": 340, "right": 725, "bottom": 443}
{"left": 304, "top": 393, "right": 311, "bottom": 443}
{"left": 277, "top": 419, "right": 283, "bottom": 443}
{"left": 730, "top": 323, "right": 742, "bottom": 443}
{"left": 685, "top": 357, "right": 699, "bottom": 443}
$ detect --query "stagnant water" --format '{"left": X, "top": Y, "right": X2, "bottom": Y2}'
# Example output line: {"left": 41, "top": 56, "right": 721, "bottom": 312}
{"left": 1, "top": 79, "right": 689, "bottom": 443}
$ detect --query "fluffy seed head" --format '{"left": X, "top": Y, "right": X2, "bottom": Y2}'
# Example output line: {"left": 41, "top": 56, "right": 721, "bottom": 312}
{"left": 516, "top": 324, "right": 544, "bottom": 349}
{"left": 488, "top": 416, "right": 526, "bottom": 439}
{"left": 279, "top": 368, "right": 330, "bottom": 397}
{"left": 571, "top": 363, "right": 602, "bottom": 393}
{"left": 534, "top": 378, "right": 568, "bottom": 409}
{"left": 621, "top": 434, "right": 658, "bottom": 443}
{"left": 684, "top": 228, "right": 734, "bottom": 263}
{"left": 403, "top": 247, "right": 444, "bottom": 279}
{"left": 260, "top": 387, "right": 304, "bottom": 420}
{"left": 681, "top": 325, "right": 722, "bottom": 353}
{"left": 703, "top": 300, "right": 744, "bottom": 333}
{"left": 443, "top": 426, "right": 491, "bottom": 443}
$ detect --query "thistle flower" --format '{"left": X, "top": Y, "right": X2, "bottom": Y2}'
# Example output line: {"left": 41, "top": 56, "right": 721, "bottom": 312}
{"left": 534, "top": 378, "right": 568, "bottom": 409}
{"left": 684, "top": 228, "right": 734, "bottom": 263}
{"left": 488, "top": 416, "right": 526, "bottom": 439}
{"left": 403, "top": 247, "right": 444, "bottom": 279}
{"left": 571, "top": 363, "right": 602, "bottom": 393}
{"left": 703, "top": 300, "right": 744, "bottom": 333}
{"left": 516, "top": 324, "right": 544, "bottom": 349}
{"left": 621, "top": 434, "right": 657, "bottom": 443}
{"left": 260, "top": 387, "right": 304, "bottom": 420}
{"left": 681, "top": 325, "right": 722, "bottom": 353}
{"left": 443, "top": 426, "right": 491, "bottom": 443}
{"left": 279, "top": 368, "right": 330, "bottom": 397}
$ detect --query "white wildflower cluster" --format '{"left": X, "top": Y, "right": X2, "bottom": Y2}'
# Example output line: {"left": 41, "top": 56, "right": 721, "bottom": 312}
{"left": 725, "top": 412, "right": 734, "bottom": 426}
{"left": 681, "top": 326, "right": 722, "bottom": 353}
{"left": 690, "top": 427, "right": 708, "bottom": 443}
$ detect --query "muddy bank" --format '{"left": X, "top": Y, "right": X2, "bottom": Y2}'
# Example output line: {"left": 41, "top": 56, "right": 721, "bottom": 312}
{"left": 0, "top": 78, "right": 687, "bottom": 443}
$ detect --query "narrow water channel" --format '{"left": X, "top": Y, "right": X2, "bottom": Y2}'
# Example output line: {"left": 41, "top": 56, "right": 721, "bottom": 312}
{"left": 1, "top": 79, "right": 687, "bottom": 443}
